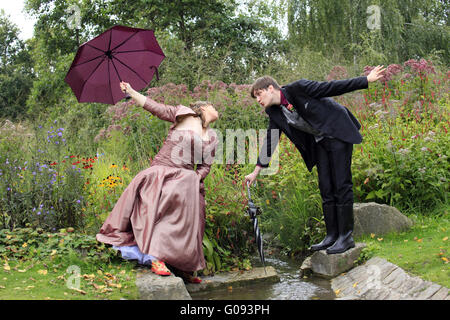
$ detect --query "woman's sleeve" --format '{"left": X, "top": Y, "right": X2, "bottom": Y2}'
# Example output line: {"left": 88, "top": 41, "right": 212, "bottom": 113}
{"left": 143, "top": 97, "right": 178, "bottom": 122}
{"left": 196, "top": 134, "right": 218, "bottom": 181}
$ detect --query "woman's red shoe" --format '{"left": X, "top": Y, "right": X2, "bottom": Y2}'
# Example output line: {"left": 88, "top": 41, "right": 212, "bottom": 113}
{"left": 151, "top": 260, "right": 171, "bottom": 276}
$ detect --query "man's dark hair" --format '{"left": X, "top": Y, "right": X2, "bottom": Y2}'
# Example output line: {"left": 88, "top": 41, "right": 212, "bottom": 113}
{"left": 250, "top": 76, "right": 281, "bottom": 99}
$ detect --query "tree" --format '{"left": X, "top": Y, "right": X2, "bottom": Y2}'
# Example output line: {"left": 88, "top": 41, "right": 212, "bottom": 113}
{"left": 23, "top": 0, "right": 284, "bottom": 111}
{"left": 286, "top": 0, "right": 449, "bottom": 66}
{"left": 0, "top": 10, "right": 34, "bottom": 120}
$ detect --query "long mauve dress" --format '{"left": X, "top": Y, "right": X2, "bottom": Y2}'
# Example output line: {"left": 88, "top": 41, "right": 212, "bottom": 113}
{"left": 96, "top": 97, "right": 218, "bottom": 272}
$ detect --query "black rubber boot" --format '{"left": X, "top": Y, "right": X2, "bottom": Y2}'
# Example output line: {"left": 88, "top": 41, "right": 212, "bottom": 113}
{"left": 310, "top": 204, "right": 338, "bottom": 251}
{"left": 326, "top": 204, "right": 355, "bottom": 254}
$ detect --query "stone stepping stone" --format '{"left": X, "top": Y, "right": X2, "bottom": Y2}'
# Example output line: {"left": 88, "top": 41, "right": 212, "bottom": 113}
{"left": 136, "top": 266, "right": 279, "bottom": 300}
{"left": 331, "top": 257, "right": 449, "bottom": 300}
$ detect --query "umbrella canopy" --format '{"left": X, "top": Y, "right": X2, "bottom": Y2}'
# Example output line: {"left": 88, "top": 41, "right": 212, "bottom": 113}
{"left": 64, "top": 25, "right": 165, "bottom": 105}
{"left": 246, "top": 182, "right": 266, "bottom": 273}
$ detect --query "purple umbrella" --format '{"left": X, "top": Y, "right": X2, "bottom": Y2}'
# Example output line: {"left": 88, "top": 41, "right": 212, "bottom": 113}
{"left": 64, "top": 25, "right": 165, "bottom": 105}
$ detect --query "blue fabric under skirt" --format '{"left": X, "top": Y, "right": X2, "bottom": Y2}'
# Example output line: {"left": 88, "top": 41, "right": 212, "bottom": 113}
{"left": 112, "top": 245, "right": 157, "bottom": 266}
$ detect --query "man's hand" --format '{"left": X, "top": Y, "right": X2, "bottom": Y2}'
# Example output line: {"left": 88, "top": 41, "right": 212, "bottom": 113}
{"left": 367, "top": 65, "right": 386, "bottom": 83}
{"left": 245, "top": 166, "right": 262, "bottom": 186}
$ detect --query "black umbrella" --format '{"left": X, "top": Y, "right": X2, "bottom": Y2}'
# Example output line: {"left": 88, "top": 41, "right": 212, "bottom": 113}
{"left": 246, "top": 181, "right": 266, "bottom": 273}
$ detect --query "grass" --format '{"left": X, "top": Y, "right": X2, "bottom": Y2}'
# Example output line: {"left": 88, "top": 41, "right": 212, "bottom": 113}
{"left": 0, "top": 228, "right": 141, "bottom": 300}
{"left": 356, "top": 204, "right": 450, "bottom": 288}
{"left": 1, "top": 254, "right": 140, "bottom": 300}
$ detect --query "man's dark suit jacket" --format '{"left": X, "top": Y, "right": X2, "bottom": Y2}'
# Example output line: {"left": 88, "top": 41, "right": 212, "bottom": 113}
{"left": 256, "top": 76, "right": 369, "bottom": 172}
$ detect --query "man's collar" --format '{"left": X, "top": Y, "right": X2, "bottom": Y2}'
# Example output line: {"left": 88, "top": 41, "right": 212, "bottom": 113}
{"left": 280, "top": 90, "right": 288, "bottom": 106}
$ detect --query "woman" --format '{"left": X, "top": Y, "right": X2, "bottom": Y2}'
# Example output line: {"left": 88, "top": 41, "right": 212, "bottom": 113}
{"left": 96, "top": 81, "right": 219, "bottom": 283}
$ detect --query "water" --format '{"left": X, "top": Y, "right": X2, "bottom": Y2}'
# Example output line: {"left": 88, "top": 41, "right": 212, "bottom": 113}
{"left": 190, "top": 255, "right": 336, "bottom": 300}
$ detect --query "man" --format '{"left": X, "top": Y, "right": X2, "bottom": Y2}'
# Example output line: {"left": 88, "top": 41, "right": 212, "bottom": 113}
{"left": 244, "top": 66, "right": 385, "bottom": 254}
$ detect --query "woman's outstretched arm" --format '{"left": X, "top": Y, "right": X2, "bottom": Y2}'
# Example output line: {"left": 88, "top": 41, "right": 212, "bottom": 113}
{"left": 120, "top": 81, "right": 178, "bottom": 123}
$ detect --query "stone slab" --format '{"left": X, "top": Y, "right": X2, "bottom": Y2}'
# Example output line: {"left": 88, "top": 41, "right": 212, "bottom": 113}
{"left": 308, "top": 243, "right": 366, "bottom": 279}
{"left": 185, "top": 266, "right": 279, "bottom": 293}
{"left": 136, "top": 272, "right": 192, "bottom": 300}
{"left": 331, "top": 257, "right": 449, "bottom": 300}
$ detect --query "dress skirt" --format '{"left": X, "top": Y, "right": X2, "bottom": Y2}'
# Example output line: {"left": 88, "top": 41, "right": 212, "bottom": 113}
{"left": 96, "top": 165, "right": 206, "bottom": 272}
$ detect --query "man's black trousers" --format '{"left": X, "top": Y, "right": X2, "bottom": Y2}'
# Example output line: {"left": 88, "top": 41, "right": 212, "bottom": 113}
{"left": 315, "top": 137, "right": 354, "bottom": 206}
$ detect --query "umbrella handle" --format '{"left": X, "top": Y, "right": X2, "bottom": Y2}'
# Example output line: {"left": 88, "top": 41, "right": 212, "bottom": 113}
{"left": 150, "top": 66, "right": 159, "bottom": 81}
{"left": 246, "top": 181, "right": 252, "bottom": 201}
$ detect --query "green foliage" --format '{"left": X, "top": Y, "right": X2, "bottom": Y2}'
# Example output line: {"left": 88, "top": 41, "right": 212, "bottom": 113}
{"left": 0, "top": 226, "right": 118, "bottom": 265}
{"left": 287, "top": 0, "right": 449, "bottom": 65}
{"left": 0, "top": 121, "right": 88, "bottom": 231}
{"left": 0, "top": 10, "right": 34, "bottom": 120}
{"left": 250, "top": 137, "right": 324, "bottom": 255}
{"left": 351, "top": 63, "right": 449, "bottom": 212}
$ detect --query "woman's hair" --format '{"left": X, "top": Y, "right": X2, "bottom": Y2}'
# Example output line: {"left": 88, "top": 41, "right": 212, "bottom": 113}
{"left": 250, "top": 76, "right": 281, "bottom": 99}
{"left": 189, "top": 101, "right": 212, "bottom": 128}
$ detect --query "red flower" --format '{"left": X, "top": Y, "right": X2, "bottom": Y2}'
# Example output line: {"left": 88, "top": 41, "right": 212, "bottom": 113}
{"left": 50, "top": 162, "right": 57, "bottom": 166}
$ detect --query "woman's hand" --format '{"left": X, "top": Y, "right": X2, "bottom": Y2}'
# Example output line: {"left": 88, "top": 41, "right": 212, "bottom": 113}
{"left": 120, "top": 81, "right": 133, "bottom": 94}
{"left": 119, "top": 81, "right": 146, "bottom": 106}
{"left": 367, "top": 65, "right": 386, "bottom": 83}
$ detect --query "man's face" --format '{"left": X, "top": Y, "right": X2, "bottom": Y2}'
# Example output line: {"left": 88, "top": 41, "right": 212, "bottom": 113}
{"left": 253, "top": 85, "right": 277, "bottom": 109}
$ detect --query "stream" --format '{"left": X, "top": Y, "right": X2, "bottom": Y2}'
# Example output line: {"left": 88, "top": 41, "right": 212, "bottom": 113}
{"left": 190, "top": 255, "right": 336, "bottom": 300}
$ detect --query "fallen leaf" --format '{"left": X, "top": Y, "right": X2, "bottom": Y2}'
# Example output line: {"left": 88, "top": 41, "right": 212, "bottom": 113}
{"left": 71, "top": 288, "right": 87, "bottom": 295}
{"left": 443, "top": 237, "right": 448, "bottom": 241}
{"left": 334, "top": 289, "right": 341, "bottom": 296}
{"left": 18, "top": 269, "right": 27, "bottom": 273}
{"left": 442, "top": 257, "right": 449, "bottom": 263}
{"left": 352, "top": 282, "right": 358, "bottom": 288}
{"left": 50, "top": 250, "right": 57, "bottom": 256}
{"left": 377, "top": 238, "right": 383, "bottom": 241}
{"left": 3, "top": 264, "right": 10, "bottom": 271}
{"left": 22, "top": 243, "right": 28, "bottom": 248}
{"left": 370, "top": 233, "right": 375, "bottom": 238}
{"left": 416, "top": 238, "right": 423, "bottom": 243}
{"left": 37, "top": 269, "right": 48, "bottom": 275}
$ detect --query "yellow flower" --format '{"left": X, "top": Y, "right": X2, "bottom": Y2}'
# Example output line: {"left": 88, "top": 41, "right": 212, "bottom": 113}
{"left": 38, "top": 269, "right": 48, "bottom": 275}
